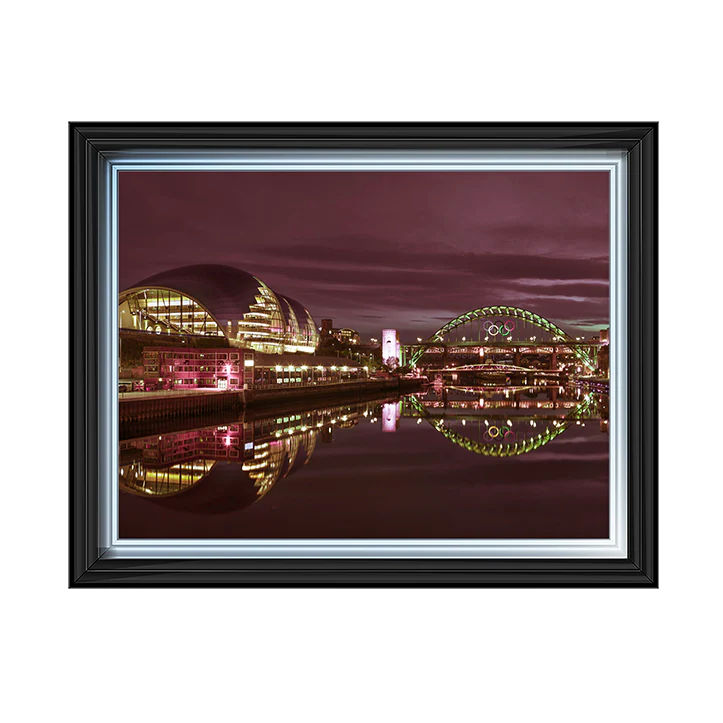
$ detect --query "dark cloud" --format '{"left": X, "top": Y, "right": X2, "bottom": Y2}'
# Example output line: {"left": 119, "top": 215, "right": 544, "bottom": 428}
{"left": 120, "top": 171, "right": 609, "bottom": 340}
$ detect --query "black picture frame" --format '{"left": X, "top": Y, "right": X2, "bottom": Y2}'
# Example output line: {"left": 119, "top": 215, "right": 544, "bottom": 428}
{"left": 70, "top": 122, "right": 657, "bottom": 587}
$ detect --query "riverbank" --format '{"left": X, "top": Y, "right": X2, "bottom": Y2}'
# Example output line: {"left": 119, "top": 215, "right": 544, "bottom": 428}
{"left": 118, "top": 377, "right": 424, "bottom": 424}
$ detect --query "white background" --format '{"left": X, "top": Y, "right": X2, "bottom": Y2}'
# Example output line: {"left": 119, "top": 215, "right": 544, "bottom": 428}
{"left": 1, "top": 2, "right": 719, "bottom": 721}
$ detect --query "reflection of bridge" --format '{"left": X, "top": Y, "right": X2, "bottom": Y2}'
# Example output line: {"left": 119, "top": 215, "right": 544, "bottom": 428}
{"left": 407, "top": 305, "right": 605, "bottom": 372}
{"left": 404, "top": 389, "right": 600, "bottom": 457}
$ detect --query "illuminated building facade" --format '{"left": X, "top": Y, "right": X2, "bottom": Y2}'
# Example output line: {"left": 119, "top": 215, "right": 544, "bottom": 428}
{"left": 249, "top": 353, "right": 367, "bottom": 388}
{"left": 143, "top": 347, "right": 252, "bottom": 391}
{"left": 382, "top": 328, "right": 401, "bottom": 366}
{"left": 119, "top": 264, "right": 319, "bottom": 354}
{"left": 334, "top": 328, "right": 360, "bottom": 345}
{"left": 144, "top": 347, "right": 367, "bottom": 392}
{"left": 318, "top": 318, "right": 360, "bottom": 345}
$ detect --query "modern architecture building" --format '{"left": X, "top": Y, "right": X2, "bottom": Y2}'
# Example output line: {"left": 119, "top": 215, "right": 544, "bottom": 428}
{"left": 119, "top": 264, "right": 319, "bottom": 354}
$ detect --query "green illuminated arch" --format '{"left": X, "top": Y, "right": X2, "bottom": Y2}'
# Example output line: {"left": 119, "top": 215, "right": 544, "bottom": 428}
{"left": 409, "top": 306, "right": 593, "bottom": 368}
{"left": 407, "top": 393, "right": 593, "bottom": 458}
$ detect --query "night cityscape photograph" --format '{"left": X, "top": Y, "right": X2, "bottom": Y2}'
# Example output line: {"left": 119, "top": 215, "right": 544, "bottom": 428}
{"left": 117, "top": 170, "right": 611, "bottom": 540}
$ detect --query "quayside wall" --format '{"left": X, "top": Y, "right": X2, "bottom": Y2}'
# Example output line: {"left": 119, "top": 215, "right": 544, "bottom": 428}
{"left": 118, "top": 378, "right": 423, "bottom": 425}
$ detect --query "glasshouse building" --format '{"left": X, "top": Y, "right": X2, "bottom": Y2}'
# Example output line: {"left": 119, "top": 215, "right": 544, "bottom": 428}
{"left": 119, "top": 264, "right": 320, "bottom": 354}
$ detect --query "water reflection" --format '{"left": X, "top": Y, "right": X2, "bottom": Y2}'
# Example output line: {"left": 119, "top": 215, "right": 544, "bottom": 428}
{"left": 120, "top": 386, "right": 608, "bottom": 520}
{"left": 404, "top": 385, "right": 608, "bottom": 457}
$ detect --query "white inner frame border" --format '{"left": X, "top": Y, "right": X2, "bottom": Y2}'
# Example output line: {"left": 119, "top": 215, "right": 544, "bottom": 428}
{"left": 98, "top": 149, "right": 628, "bottom": 559}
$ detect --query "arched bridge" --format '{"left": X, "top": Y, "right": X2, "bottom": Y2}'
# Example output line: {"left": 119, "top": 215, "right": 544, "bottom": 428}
{"left": 408, "top": 305, "right": 595, "bottom": 369}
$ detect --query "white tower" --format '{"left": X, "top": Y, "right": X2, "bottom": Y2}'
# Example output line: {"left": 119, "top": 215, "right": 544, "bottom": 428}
{"left": 382, "top": 329, "right": 400, "bottom": 368}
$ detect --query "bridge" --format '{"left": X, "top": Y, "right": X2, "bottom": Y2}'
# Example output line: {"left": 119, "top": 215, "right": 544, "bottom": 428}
{"left": 406, "top": 305, "right": 606, "bottom": 373}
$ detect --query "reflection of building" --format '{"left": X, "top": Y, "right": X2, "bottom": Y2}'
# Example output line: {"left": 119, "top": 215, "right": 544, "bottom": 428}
{"left": 382, "top": 402, "right": 400, "bottom": 433}
{"left": 120, "top": 424, "right": 317, "bottom": 509}
{"left": 119, "top": 399, "right": 377, "bottom": 509}
{"left": 382, "top": 329, "right": 401, "bottom": 366}
{"left": 119, "top": 264, "right": 319, "bottom": 354}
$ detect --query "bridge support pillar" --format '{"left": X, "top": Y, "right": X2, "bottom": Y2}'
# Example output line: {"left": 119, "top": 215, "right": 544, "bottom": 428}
{"left": 514, "top": 350, "right": 521, "bottom": 366}
{"left": 549, "top": 351, "right": 557, "bottom": 370}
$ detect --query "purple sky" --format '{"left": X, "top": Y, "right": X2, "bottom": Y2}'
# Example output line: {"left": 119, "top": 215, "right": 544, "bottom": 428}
{"left": 119, "top": 171, "right": 609, "bottom": 342}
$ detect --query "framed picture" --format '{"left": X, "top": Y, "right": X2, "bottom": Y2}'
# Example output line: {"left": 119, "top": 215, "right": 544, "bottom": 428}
{"left": 70, "top": 123, "right": 657, "bottom": 587}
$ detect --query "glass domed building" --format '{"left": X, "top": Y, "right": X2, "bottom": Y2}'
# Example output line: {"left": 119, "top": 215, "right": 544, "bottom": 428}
{"left": 118, "top": 264, "right": 319, "bottom": 354}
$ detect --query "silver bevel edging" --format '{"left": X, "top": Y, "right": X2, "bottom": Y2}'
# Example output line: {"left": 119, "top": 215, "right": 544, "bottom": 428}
{"left": 98, "top": 150, "right": 628, "bottom": 560}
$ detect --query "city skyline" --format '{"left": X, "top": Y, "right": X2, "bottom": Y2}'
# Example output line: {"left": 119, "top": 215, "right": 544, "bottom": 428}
{"left": 119, "top": 171, "right": 609, "bottom": 341}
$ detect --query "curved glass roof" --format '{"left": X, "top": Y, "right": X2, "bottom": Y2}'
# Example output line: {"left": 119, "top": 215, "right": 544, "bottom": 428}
{"left": 123, "top": 264, "right": 268, "bottom": 327}
{"left": 120, "top": 264, "right": 319, "bottom": 353}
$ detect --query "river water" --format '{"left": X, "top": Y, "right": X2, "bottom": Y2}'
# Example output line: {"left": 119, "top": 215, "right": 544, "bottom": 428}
{"left": 119, "top": 385, "right": 609, "bottom": 540}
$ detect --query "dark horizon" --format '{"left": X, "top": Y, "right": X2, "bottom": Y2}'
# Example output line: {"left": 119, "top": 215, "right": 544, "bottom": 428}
{"left": 119, "top": 171, "right": 609, "bottom": 342}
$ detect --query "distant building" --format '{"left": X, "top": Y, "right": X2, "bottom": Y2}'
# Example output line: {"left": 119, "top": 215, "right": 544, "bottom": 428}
{"left": 334, "top": 327, "right": 360, "bottom": 345}
{"left": 319, "top": 319, "right": 361, "bottom": 345}
{"left": 600, "top": 327, "right": 610, "bottom": 345}
{"left": 382, "top": 329, "right": 401, "bottom": 367}
{"left": 321, "top": 318, "right": 334, "bottom": 337}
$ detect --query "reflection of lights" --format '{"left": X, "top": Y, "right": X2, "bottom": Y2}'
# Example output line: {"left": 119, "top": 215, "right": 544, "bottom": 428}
{"left": 506, "top": 419, "right": 512, "bottom": 426}
{"left": 417, "top": 418, "right": 422, "bottom": 424}
{"left": 462, "top": 419, "right": 466, "bottom": 426}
